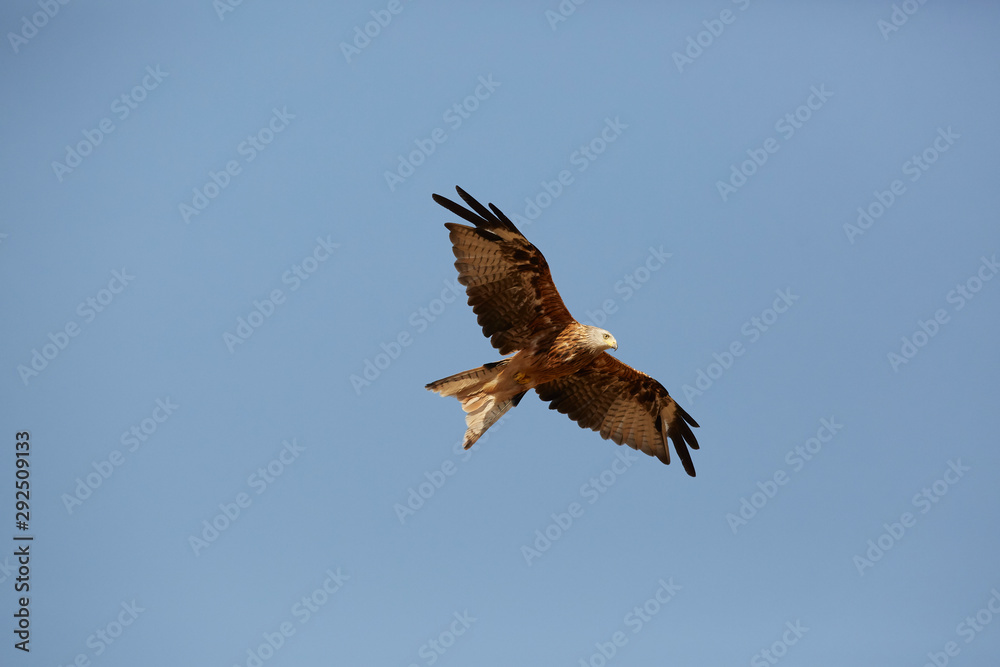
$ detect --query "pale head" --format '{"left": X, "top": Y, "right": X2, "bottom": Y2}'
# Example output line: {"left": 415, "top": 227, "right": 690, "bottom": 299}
{"left": 585, "top": 325, "right": 618, "bottom": 351}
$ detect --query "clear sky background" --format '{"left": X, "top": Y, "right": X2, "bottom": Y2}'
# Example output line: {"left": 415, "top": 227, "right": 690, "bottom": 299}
{"left": 1, "top": 1, "right": 999, "bottom": 665}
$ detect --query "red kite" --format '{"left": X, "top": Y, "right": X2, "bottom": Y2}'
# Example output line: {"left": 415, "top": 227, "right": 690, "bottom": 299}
{"left": 426, "top": 187, "right": 701, "bottom": 476}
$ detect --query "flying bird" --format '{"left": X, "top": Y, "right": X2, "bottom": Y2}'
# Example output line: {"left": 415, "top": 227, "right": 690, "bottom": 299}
{"left": 426, "top": 187, "right": 701, "bottom": 476}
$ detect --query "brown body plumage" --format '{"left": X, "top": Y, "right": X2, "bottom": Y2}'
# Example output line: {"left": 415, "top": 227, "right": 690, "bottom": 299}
{"left": 426, "top": 187, "right": 701, "bottom": 476}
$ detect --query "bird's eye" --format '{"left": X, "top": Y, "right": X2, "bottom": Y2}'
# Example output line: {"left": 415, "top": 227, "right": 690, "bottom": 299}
{"left": 603, "top": 334, "right": 609, "bottom": 339}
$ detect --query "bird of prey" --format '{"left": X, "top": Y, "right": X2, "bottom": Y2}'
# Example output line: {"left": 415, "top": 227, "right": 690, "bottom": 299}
{"left": 426, "top": 187, "right": 701, "bottom": 476}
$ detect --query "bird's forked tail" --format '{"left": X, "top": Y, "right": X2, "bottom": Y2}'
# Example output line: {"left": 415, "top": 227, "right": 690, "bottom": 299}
{"left": 425, "top": 359, "right": 526, "bottom": 449}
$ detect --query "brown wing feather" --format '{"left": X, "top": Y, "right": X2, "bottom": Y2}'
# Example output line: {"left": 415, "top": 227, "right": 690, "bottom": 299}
{"left": 432, "top": 187, "right": 574, "bottom": 354}
{"left": 535, "top": 353, "right": 701, "bottom": 476}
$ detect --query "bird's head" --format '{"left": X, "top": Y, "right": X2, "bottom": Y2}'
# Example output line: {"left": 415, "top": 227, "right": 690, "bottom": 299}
{"left": 586, "top": 326, "right": 618, "bottom": 352}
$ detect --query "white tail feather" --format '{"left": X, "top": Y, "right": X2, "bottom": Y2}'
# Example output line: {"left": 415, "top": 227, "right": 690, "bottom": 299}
{"left": 460, "top": 393, "right": 516, "bottom": 449}
{"left": 426, "top": 360, "right": 522, "bottom": 448}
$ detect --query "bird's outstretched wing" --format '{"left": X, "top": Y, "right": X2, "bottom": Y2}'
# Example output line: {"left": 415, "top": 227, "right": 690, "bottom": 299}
{"left": 432, "top": 186, "right": 574, "bottom": 355}
{"left": 535, "top": 353, "right": 701, "bottom": 476}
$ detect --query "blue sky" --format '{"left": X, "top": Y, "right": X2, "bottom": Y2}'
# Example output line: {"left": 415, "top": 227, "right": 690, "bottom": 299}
{"left": 2, "top": 1, "right": 999, "bottom": 665}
